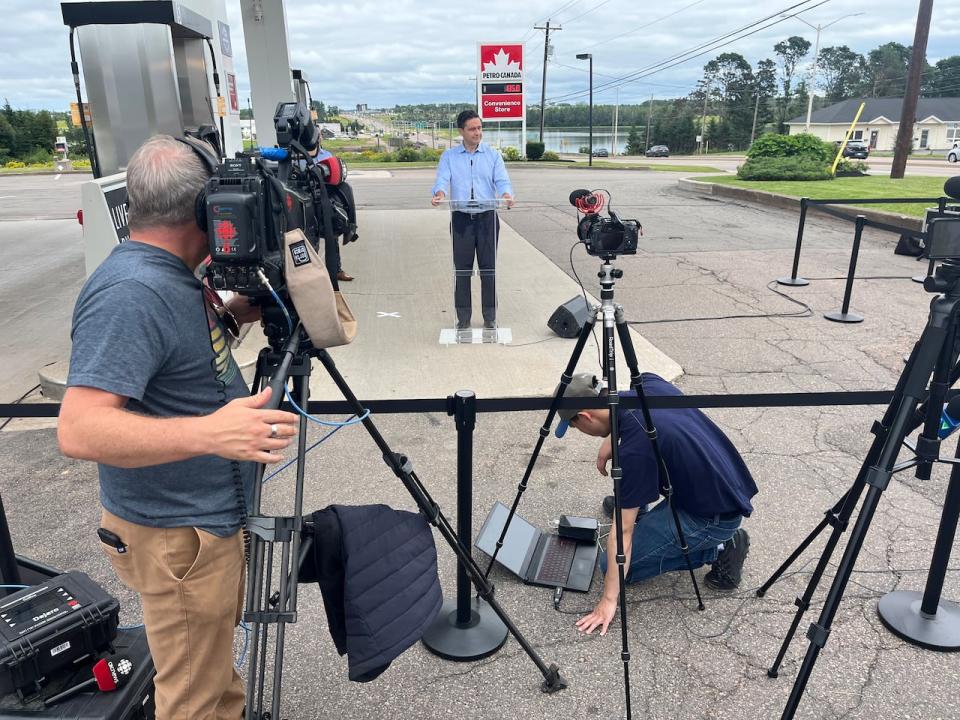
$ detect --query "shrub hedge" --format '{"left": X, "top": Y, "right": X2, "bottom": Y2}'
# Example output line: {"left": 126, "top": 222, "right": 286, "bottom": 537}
{"left": 737, "top": 156, "right": 833, "bottom": 181}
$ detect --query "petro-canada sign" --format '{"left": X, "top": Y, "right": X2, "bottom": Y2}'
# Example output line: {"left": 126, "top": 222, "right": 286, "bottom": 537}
{"left": 477, "top": 43, "right": 524, "bottom": 121}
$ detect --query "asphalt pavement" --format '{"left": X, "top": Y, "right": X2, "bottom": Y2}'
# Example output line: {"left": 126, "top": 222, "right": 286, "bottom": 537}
{"left": 2, "top": 166, "right": 960, "bottom": 719}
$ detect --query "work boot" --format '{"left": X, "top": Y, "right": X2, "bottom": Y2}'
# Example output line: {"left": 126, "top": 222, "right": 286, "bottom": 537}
{"left": 705, "top": 528, "right": 750, "bottom": 591}
{"left": 337, "top": 270, "right": 354, "bottom": 282}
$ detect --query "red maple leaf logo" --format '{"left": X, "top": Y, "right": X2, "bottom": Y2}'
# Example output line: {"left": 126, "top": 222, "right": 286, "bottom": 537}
{"left": 215, "top": 219, "right": 238, "bottom": 246}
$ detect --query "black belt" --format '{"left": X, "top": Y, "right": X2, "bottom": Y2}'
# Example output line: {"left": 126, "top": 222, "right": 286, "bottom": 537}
{"left": 454, "top": 209, "right": 494, "bottom": 220}
{"left": 717, "top": 511, "right": 742, "bottom": 522}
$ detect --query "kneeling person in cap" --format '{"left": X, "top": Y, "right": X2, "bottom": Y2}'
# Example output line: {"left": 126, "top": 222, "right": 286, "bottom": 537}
{"left": 555, "top": 372, "right": 758, "bottom": 635}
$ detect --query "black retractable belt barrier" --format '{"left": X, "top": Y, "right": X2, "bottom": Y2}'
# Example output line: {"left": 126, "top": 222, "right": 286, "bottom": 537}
{"left": 422, "top": 391, "right": 508, "bottom": 661}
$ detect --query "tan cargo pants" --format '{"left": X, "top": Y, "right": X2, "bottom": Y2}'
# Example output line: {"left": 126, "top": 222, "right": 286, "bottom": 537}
{"left": 98, "top": 508, "right": 246, "bottom": 720}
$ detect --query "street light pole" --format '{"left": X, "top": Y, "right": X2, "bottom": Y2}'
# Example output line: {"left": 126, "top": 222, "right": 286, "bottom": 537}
{"left": 577, "top": 53, "right": 593, "bottom": 166}
{"left": 781, "top": 12, "right": 865, "bottom": 132}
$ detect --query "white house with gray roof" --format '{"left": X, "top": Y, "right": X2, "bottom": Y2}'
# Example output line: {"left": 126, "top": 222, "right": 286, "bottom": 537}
{"left": 787, "top": 97, "right": 960, "bottom": 152}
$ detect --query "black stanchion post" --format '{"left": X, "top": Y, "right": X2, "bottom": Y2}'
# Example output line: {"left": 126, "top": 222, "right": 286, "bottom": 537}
{"left": 825, "top": 215, "right": 866, "bottom": 323}
{"left": 455, "top": 390, "right": 475, "bottom": 624}
{"left": 0, "top": 495, "right": 21, "bottom": 595}
{"left": 778, "top": 197, "right": 811, "bottom": 287}
{"left": 421, "top": 390, "right": 508, "bottom": 661}
{"left": 876, "top": 444, "right": 960, "bottom": 649}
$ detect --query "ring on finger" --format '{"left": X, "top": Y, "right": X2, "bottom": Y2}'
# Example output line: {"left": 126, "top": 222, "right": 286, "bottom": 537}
{"left": 270, "top": 424, "right": 279, "bottom": 439}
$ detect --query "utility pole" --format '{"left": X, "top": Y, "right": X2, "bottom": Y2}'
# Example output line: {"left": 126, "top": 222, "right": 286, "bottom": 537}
{"left": 891, "top": 0, "right": 933, "bottom": 179}
{"left": 645, "top": 94, "right": 654, "bottom": 151}
{"left": 699, "top": 81, "right": 710, "bottom": 154}
{"left": 535, "top": 20, "right": 561, "bottom": 143}
{"left": 612, "top": 87, "right": 619, "bottom": 155}
{"left": 750, "top": 90, "right": 761, "bottom": 145}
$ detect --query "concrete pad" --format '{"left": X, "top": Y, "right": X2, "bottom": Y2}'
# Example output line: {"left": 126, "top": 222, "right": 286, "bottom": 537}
{"left": 287, "top": 209, "right": 681, "bottom": 401}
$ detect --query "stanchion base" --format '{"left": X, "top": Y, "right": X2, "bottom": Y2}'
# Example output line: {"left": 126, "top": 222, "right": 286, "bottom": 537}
{"left": 877, "top": 591, "right": 960, "bottom": 651}
{"left": 777, "top": 276, "right": 810, "bottom": 287}
{"left": 824, "top": 311, "right": 864, "bottom": 323}
{"left": 421, "top": 596, "right": 508, "bottom": 661}
{"left": 912, "top": 275, "right": 927, "bottom": 284}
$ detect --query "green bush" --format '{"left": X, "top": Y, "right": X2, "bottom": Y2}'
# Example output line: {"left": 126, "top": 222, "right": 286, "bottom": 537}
{"left": 835, "top": 159, "right": 869, "bottom": 177}
{"left": 541, "top": 151, "right": 560, "bottom": 161}
{"left": 747, "top": 133, "right": 833, "bottom": 163}
{"left": 395, "top": 146, "right": 420, "bottom": 162}
{"left": 418, "top": 148, "right": 441, "bottom": 162}
{"left": 737, "top": 156, "right": 833, "bottom": 181}
{"left": 502, "top": 146, "right": 522, "bottom": 161}
{"left": 23, "top": 148, "right": 53, "bottom": 165}
{"left": 526, "top": 141, "right": 545, "bottom": 160}
{"left": 578, "top": 146, "right": 590, "bottom": 154}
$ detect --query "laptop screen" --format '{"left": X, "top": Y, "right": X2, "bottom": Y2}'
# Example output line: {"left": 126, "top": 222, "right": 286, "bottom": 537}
{"left": 475, "top": 502, "right": 539, "bottom": 577}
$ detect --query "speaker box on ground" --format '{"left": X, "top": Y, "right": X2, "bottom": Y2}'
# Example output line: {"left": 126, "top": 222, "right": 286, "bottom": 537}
{"left": 548, "top": 296, "right": 590, "bottom": 338}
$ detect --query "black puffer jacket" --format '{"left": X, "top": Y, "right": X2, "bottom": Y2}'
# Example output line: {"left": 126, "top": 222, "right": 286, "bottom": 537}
{"left": 300, "top": 504, "right": 443, "bottom": 682}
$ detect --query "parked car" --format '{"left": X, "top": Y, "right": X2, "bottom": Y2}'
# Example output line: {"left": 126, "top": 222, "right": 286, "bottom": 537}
{"left": 948, "top": 144, "right": 959, "bottom": 163}
{"left": 591, "top": 147, "right": 609, "bottom": 157}
{"left": 644, "top": 145, "right": 670, "bottom": 157}
{"left": 836, "top": 140, "right": 870, "bottom": 159}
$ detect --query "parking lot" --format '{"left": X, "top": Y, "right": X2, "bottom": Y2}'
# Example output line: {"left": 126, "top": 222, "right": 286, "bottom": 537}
{"left": 2, "top": 165, "right": 959, "bottom": 718}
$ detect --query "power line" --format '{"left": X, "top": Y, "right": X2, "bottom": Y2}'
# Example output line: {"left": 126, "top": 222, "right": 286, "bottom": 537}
{"left": 559, "top": 0, "right": 617, "bottom": 26}
{"left": 582, "top": 0, "right": 710, "bottom": 50}
{"left": 546, "top": 0, "right": 831, "bottom": 104}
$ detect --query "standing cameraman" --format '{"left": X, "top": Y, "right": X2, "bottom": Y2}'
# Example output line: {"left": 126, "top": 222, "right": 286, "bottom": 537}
{"left": 555, "top": 373, "right": 757, "bottom": 636}
{"left": 58, "top": 135, "right": 299, "bottom": 720}
{"left": 431, "top": 109, "right": 514, "bottom": 330}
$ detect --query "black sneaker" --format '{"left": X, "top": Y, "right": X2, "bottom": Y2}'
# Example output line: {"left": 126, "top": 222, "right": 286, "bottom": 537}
{"left": 705, "top": 528, "right": 750, "bottom": 591}
{"left": 456, "top": 320, "right": 471, "bottom": 330}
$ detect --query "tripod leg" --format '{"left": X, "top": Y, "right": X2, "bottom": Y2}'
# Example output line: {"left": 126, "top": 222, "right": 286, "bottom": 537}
{"left": 614, "top": 312, "right": 705, "bottom": 611}
{"left": 596, "top": 300, "right": 635, "bottom": 719}
{"left": 756, "top": 491, "right": 850, "bottom": 598}
{"left": 313, "top": 350, "right": 567, "bottom": 692}
{"left": 782, "top": 301, "right": 957, "bottom": 718}
{"left": 765, "top": 477, "right": 867, "bottom": 678}
{"left": 482, "top": 305, "right": 599, "bottom": 580}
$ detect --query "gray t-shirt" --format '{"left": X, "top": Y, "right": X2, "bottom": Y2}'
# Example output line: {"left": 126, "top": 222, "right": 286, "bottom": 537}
{"left": 67, "top": 241, "right": 255, "bottom": 536}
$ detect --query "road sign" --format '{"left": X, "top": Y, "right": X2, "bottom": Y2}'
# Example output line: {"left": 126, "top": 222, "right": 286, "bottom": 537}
{"left": 477, "top": 42, "right": 524, "bottom": 121}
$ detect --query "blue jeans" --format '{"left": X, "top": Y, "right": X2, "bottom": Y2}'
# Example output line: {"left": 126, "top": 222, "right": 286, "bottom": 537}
{"left": 599, "top": 501, "right": 742, "bottom": 583}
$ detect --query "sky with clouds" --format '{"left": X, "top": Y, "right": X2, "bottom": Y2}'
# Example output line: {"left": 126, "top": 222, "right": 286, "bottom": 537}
{"left": 3, "top": 0, "right": 959, "bottom": 112}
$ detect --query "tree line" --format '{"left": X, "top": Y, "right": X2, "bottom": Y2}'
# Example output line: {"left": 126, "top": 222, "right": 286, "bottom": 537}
{"left": 392, "top": 37, "right": 960, "bottom": 154}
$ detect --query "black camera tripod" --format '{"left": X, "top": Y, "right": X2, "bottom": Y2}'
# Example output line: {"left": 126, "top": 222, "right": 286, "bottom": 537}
{"left": 757, "top": 259, "right": 960, "bottom": 719}
{"left": 242, "top": 320, "right": 566, "bottom": 720}
{"left": 483, "top": 255, "right": 706, "bottom": 720}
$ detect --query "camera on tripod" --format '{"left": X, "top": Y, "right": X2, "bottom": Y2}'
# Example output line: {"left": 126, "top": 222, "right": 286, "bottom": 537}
{"left": 569, "top": 188, "right": 640, "bottom": 257}
{"left": 203, "top": 101, "right": 358, "bottom": 296}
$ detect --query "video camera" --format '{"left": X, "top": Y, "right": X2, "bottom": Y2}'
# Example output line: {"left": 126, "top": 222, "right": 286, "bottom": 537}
{"left": 568, "top": 189, "right": 640, "bottom": 257}
{"left": 203, "top": 102, "right": 358, "bottom": 297}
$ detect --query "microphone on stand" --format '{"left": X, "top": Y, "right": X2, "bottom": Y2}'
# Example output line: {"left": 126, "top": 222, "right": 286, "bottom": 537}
{"left": 43, "top": 655, "right": 134, "bottom": 707}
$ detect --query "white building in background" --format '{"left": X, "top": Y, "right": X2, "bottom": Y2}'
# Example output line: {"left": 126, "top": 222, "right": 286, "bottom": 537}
{"left": 788, "top": 97, "right": 960, "bottom": 152}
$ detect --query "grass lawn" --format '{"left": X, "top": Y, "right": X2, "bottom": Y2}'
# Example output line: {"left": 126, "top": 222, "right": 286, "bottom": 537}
{"left": 698, "top": 174, "right": 951, "bottom": 217}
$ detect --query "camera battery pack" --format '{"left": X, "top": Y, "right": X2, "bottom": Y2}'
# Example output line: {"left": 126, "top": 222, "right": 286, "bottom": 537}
{"left": 558, "top": 515, "right": 599, "bottom": 543}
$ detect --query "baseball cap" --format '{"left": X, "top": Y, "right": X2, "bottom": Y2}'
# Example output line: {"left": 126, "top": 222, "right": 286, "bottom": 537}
{"left": 555, "top": 372, "right": 603, "bottom": 438}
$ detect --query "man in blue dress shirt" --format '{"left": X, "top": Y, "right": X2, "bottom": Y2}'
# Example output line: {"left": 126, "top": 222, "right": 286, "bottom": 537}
{"left": 431, "top": 109, "right": 514, "bottom": 330}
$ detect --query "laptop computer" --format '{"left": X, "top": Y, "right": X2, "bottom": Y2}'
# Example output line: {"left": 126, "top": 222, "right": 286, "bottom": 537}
{"left": 474, "top": 502, "right": 598, "bottom": 593}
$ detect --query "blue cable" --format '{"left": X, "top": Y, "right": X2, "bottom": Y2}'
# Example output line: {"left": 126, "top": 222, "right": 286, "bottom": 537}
{"left": 236, "top": 622, "right": 250, "bottom": 667}
{"left": 263, "top": 422, "right": 347, "bottom": 483}
{"left": 0, "top": 584, "right": 27, "bottom": 590}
